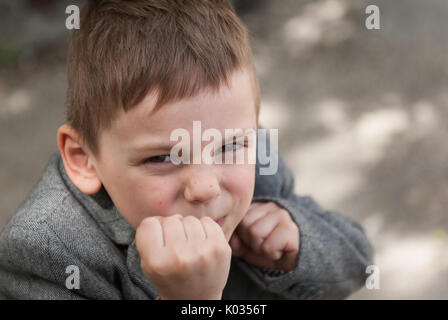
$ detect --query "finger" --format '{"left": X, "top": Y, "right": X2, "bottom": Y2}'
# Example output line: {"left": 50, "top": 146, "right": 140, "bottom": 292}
{"left": 200, "top": 217, "right": 226, "bottom": 243}
{"left": 239, "top": 205, "right": 269, "bottom": 231}
{"left": 135, "top": 217, "right": 165, "bottom": 261}
{"left": 153, "top": 213, "right": 183, "bottom": 224}
{"left": 249, "top": 201, "right": 279, "bottom": 212}
{"left": 248, "top": 201, "right": 265, "bottom": 210}
{"left": 240, "top": 249, "right": 278, "bottom": 270}
{"left": 241, "top": 212, "right": 283, "bottom": 254}
{"left": 260, "top": 223, "right": 298, "bottom": 261}
{"left": 162, "top": 216, "right": 187, "bottom": 246}
{"left": 182, "top": 216, "right": 206, "bottom": 243}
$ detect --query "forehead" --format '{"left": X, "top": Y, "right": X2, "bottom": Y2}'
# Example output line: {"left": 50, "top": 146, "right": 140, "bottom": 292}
{"left": 107, "top": 69, "right": 257, "bottom": 146}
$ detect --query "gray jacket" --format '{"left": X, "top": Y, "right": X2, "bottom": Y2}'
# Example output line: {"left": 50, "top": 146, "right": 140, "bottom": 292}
{"left": 0, "top": 134, "right": 373, "bottom": 300}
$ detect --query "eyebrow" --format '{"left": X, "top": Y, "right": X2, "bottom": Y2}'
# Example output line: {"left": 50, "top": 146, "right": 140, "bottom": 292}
{"left": 132, "top": 131, "right": 248, "bottom": 154}
{"left": 132, "top": 141, "right": 175, "bottom": 153}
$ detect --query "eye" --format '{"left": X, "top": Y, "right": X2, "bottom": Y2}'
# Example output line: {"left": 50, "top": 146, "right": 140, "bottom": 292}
{"left": 143, "top": 155, "right": 172, "bottom": 165}
{"left": 220, "top": 141, "right": 246, "bottom": 153}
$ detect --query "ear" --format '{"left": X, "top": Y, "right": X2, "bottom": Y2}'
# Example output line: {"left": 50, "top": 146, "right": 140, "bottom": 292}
{"left": 57, "top": 124, "right": 102, "bottom": 194}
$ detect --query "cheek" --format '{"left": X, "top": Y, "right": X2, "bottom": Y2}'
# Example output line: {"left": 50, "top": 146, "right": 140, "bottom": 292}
{"left": 132, "top": 177, "right": 178, "bottom": 216}
{"left": 225, "top": 164, "right": 255, "bottom": 213}
{"left": 231, "top": 164, "right": 255, "bottom": 196}
{"left": 105, "top": 171, "right": 179, "bottom": 229}
{"left": 220, "top": 164, "right": 255, "bottom": 239}
{"left": 142, "top": 185, "right": 175, "bottom": 214}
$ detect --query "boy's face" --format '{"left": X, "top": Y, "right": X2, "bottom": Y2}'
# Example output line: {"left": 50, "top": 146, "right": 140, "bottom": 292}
{"left": 91, "top": 68, "right": 257, "bottom": 241}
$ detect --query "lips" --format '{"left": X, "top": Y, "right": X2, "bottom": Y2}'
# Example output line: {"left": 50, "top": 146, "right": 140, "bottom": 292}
{"left": 214, "top": 215, "right": 227, "bottom": 226}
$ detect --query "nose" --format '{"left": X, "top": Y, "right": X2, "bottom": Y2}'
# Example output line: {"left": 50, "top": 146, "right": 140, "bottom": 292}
{"left": 183, "top": 165, "right": 221, "bottom": 204}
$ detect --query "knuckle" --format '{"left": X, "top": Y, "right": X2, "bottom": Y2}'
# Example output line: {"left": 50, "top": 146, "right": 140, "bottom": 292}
{"left": 183, "top": 215, "right": 196, "bottom": 223}
{"left": 145, "top": 258, "right": 167, "bottom": 276}
{"left": 240, "top": 215, "right": 252, "bottom": 228}
{"left": 290, "top": 221, "right": 299, "bottom": 232}
{"left": 197, "top": 245, "right": 212, "bottom": 261}
{"left": 261, "top": 242, "right": 280, "bottom": 260}
{"left": 214, "top": 242, "right": 232, "bottom": 258}
{"left": 261, "top": 240, "right": 274, "bottom": 254}
{"left": 278, "top": 209, "right": 291, "bottom": 220}
{"left": 172, "top": 251, "right": 192, "bottom": 271}
{"left": 165, "top": 215, "right": 178, "bottom": 223}
{"left": 267, "top": 201, "right": 278, "bottom": 208}
{"left": 248, "top": 224, "right": 261, "bottom": 239}
{"left": 196, "top": 249, "right": 211, "bottom": 268}
{"left": 200, "top": 216, "right": 214, "bottom": 224}
{"left": 201, "top": 217, "right": 221, "bottom": 233}
{"left": 282, "top": 219, "right": 298, "bottom": 233}
{"left": 149, "top": 261, "right": 165, "bottom": 275}
{"left": 139, "top": 216, "right": 159, "bottom": 229}
{"left": 176, "top": 256, "right": 190, "bottom": 269}
{"left": 182, "top": 216, "right": 196, "bottom": 228}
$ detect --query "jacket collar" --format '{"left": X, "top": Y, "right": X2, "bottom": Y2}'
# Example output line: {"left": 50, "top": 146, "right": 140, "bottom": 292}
{"left": 53, "top": 152, "right": 158, "bottom": 298}
{"left": 56, "top": 152, "right": 136, "bottom": 246}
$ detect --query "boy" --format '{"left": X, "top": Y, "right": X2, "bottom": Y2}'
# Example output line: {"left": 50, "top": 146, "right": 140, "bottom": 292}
{"left": 0, "top": 0, "right": 373, "bottom": 299}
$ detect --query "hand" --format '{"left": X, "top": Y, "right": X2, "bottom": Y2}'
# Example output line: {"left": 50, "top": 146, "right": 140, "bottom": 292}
{"left": 230, "top": 201, "right": 300, "bottom": 271}
{"left": 135, "top": 214, "right": 232, "bottom": 300}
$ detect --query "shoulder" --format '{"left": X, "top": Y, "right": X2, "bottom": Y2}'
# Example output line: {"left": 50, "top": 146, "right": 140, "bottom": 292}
{"left": 0, "top": 154, "right": 122, "bottom": 285}
{"left": 0, "top": 154, "right": 132, "bottom": 298}
{"left": 3, "top": 153, "right": 111, "bottom": 252}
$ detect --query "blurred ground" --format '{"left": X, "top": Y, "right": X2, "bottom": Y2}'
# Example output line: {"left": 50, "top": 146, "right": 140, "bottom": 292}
{"left": 1, "top": 0, "right": 447, "bottom": 299}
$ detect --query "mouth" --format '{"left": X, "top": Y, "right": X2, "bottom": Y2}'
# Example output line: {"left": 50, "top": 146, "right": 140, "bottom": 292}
{"left": 214, "top": 215, "right": 227, "bottom": 226}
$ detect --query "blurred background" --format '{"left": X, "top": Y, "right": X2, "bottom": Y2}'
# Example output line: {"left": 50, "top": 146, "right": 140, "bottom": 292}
{"left": 0, "top": 0, "right": 447, "bottom": 299}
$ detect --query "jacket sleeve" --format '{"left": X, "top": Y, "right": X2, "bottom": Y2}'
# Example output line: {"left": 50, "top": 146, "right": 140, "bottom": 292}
{"left": 0, "top": 221, "right": 122, "bottom": 300}
{"left": 224, "top": 128, "right": 374, "bottom": 300}
{"left": 0, "top": 223, "right": 84, "bottom": 299}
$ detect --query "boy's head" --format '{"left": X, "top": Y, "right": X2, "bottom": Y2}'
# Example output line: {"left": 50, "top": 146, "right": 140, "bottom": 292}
{"left": 58, "top": 0, "right": 260, "bottom": 241}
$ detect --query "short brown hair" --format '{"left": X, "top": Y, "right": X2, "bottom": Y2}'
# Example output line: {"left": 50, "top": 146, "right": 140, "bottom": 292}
{"left": 66, "top": 0, "right": 260, "bottom": 155}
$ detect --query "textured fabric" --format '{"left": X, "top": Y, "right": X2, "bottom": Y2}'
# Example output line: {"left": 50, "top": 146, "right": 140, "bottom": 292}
{"left": 0, "top": 127, "right": 373, "bottom": 300}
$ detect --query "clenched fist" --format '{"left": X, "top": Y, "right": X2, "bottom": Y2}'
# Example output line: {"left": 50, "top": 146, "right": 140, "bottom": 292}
{"left": 135, "top": 214, "right": 232, "bottom": 300}
{"left": 230, "top": 201, "right": 300, "bottom": 271}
